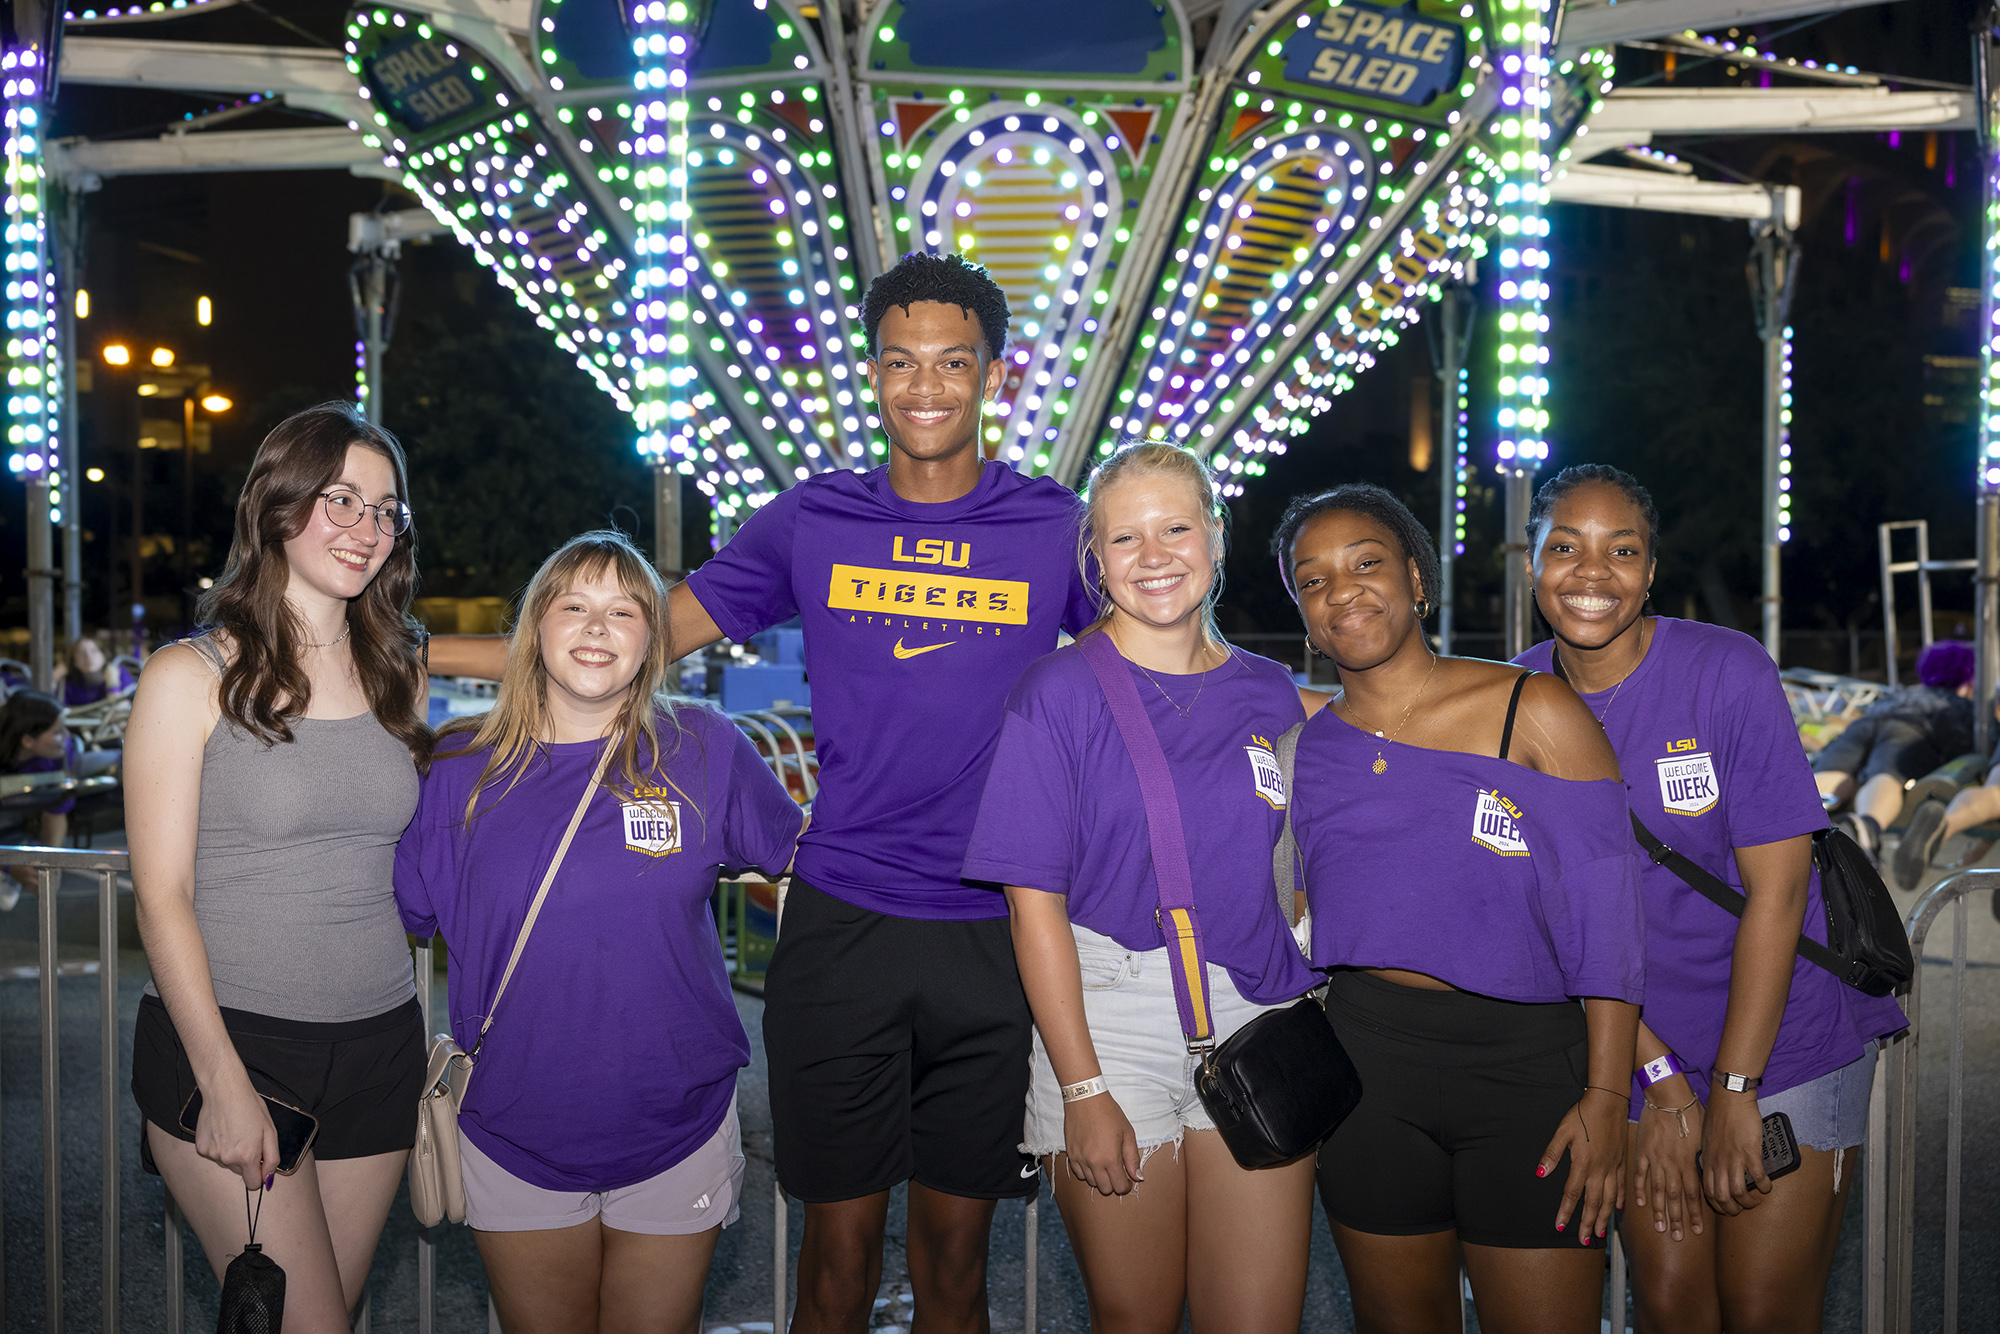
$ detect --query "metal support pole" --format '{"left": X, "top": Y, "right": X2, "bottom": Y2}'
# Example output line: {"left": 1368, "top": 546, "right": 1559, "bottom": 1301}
{"left": 28, "top": 477, "right": 55, "bottom": 688}
{"left": 774, "top": 1183, "right": 788, "bottom": 1330}
{"left": 1431, "top": 283, "right": 1475, "bottom": 655}
{"left": 348, "top": 244, "right": 399, "bottom": 427}
{"left": 655, "top": 464, "right": 682, "bottom": 579}
{"left": 1024, "top": 1195, "right": 1039, "bottom": 1333}
{"left": 59, "top": 186, "right": 88, "bottom": 644}
{"left": 180, "top": 394, "right": 194, "bottom": 626}
{"left": 40, "top": 865, "right": 64, "bottom": 1334}
{"left": 100, "top": 868, "right": 119, "bottom": 1334}
{"left": 1749, "top": 209, "right": 1800, "bottom": 663}
{"left": 1503, "top": 465, "right": 1534, "bottom": 659}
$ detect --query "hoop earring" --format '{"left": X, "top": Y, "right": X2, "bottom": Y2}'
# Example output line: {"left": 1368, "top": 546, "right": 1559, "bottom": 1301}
{"left": 1414, "top": 598, "right": 1431, "bottom": 620}
{"left": 1306, "top": 636, "right": 1326, "bottom": 658}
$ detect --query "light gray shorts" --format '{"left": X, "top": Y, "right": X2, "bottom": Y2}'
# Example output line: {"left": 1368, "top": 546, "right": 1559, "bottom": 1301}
{"left": 460, "top": 1097, "right": 745, "bottom": 1235}
{"left": 1022, "top": 924, "right": 1291, "bottom": 1162}
{"left": 1762, "top": 1042, "right": 1877, "bottom": 1153}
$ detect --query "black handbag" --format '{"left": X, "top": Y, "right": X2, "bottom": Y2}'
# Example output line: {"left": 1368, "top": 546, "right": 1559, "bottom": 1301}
{"left": 1630, "top": 814, "right": 1913, "bottom": 998}
{"left": 1077, "top": 634, "right": 1361, "bottom": 1170}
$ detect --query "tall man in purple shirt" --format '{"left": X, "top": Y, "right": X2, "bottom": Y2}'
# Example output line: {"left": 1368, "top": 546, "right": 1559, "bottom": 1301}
{"left": 673, "top": 254, "right": 1093, "bottom": 1332}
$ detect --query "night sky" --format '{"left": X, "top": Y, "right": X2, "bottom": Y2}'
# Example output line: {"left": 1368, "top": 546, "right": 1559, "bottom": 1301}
{"left": 0, "top": 0, "right": 1981, "bottom": 676}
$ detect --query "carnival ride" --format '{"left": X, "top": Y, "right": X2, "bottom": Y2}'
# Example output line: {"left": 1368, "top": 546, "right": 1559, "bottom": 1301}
{"left": 0, "top": 0, "right": 1985, "bottom": 691}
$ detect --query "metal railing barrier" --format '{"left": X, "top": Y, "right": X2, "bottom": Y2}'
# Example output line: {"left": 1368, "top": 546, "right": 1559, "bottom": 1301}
{"left": 0, "top": 844, "right": 128, "bottom": 1334}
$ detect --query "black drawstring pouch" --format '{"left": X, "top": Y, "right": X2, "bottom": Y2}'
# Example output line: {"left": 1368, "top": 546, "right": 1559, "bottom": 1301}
{"left": 218, "top": 1185, "right": 284, "bottom": 1334}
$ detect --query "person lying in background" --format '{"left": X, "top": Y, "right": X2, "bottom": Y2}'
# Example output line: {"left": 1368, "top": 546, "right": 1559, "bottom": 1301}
{"left": 1812, "top": 640, "right": 1975, "bottom": 865}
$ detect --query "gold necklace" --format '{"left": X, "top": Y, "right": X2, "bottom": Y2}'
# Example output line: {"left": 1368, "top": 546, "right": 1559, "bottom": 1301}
{"left": 1339, "top": 653, "right": 1439, "bottom": 775}
{"left": 1108, "top": 627, "right": 1221, "bottom": 720}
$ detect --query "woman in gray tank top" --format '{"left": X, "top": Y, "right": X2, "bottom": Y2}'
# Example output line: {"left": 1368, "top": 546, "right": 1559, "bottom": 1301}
{"left": 126, "top": 402, "right": 431, "bottom": 1330}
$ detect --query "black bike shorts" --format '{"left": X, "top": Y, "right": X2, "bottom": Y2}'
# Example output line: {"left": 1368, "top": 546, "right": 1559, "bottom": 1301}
{"left": 1316, "top": 969, "right": 1598, "bottom": 1250}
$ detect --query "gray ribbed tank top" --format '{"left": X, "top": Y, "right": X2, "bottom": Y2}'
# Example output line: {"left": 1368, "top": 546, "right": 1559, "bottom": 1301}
{"left": 144, "top": 633, "right": 421, "bottom": 1023}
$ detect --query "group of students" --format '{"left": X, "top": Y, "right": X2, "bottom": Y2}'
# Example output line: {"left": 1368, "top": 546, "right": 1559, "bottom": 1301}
{"left": 121, "top": 251, "right": 1902, "bottom": 1334}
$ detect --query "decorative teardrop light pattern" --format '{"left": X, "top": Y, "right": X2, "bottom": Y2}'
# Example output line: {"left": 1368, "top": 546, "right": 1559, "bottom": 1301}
{"left": 336, "top": 0, "right": 1616, "bottom": 527}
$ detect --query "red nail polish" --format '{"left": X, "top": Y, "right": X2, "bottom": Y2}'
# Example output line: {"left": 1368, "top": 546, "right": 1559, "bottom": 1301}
{"left": 1537, "top": 1165, "right": 1548, "bottom": 1177}
{"left": 1556, "top": 1222, "right": 1565, "bottom": 1232}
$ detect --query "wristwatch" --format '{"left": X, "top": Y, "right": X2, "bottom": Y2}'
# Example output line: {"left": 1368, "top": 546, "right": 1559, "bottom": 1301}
{"left": 1639, "top": 1053, "right": 1684, "bottom": 1087}
{"left": 1712, "top": 1069, "right": 1763, "bottom": 1094}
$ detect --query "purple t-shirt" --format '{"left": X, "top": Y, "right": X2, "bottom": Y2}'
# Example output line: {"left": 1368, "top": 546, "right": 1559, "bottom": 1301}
{"left": 685, "top": 462, "right": 1095, "bottom": 920}
{"left": 1517, "top": 619, "right": 1908, "bottom": 1103}
{"left": 1293, "top": 707, "right": 1645, "bottom": 1005}
{"left": 394, "top": 705, "right": 801, "bottom": 1191}
{"left": 962, "top": 643, "right": 1319, "bottom": 1005}
{"left": 13, "top": 732, "right": 79, "bottom": 814}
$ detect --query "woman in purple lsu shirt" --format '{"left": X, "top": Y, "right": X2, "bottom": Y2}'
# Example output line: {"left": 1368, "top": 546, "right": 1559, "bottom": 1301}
{"left": 1279, "top": 483, "right": 1644, "bottom": 1334}
{"left": 395, "top": 531, "right": 804, "bottom": 1333}
{"left": 964, "top": 444, "right": 1323, "bottom": 1333}
{"left": 1516, "top": 465, "right": 1905, "bottom": 1333}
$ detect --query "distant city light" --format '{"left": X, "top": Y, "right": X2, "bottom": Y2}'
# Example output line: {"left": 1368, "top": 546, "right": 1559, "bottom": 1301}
{"left": 85, "top": 467, "right": 104, "bottom": 482}
{"left": 137, "top": 384, "right": 159, "bottom": 397}
{"left": 102, "top": 344, "right": 129, "bottom": 366}
{"left": 201, "top": 394, "right": 232, "bottom": 413}
{"left": 197, "top": 296, "right": 212, "bottom": 326}
{"left": 75, "top": 289, "right": 88, "bottom": 319}
{"left": 149, "top": 347, "right": 175, "bottom": 368}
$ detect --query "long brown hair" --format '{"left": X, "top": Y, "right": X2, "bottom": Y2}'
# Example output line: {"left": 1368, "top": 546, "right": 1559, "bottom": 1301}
{"left": 436, "top": 530, "right": 685, "bottom": 823}
{"left": 196, "top": 401, "right": 429, "bottom": 754}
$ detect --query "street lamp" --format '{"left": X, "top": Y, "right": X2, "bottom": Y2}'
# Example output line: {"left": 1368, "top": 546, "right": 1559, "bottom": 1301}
{"left": 149, "top": 347, "right": 175, "bottom": 369}
{"left": 101, "top": 343, "right": 129, "bottom": 366}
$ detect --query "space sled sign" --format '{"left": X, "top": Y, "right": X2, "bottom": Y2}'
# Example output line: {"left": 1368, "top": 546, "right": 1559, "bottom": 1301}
{"left": 1282, "top": 1, "right": 1466, "bottom": 107}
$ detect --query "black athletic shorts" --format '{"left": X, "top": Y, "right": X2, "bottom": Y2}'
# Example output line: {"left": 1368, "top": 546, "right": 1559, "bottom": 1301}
{"left": 132, "top": 993, "right": 426, "bottom": 1170}
{"left": 1316, "top": 969, "right": 1598, "bottom": 1250}
{"left": 763, "top": 877, "right": 1036, "bottom": 1203}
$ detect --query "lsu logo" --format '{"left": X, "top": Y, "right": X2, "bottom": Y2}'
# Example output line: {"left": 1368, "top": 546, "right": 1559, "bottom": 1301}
{"left": 622, "top": 795, "right": 683, "bottom": 857}
{"left": 892, "top": 537, "right": 971, "bottom": 568}
{"left": 1246, "top": 736, "right": 1286, "bottom": 809}
{"left": 1472, "top": 790, "right": 1529, "bottom": 857}
{"left": 1656, "top": 752, "right": 1719, "bottom": 816}
{"left": 1666, "top": 737, "right": 1699, "bottom": 753}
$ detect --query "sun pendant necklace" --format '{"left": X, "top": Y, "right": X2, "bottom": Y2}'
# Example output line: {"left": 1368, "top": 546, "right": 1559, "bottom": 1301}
{"left": 1338, "top": 652, "right": 1439, "bottom": 775}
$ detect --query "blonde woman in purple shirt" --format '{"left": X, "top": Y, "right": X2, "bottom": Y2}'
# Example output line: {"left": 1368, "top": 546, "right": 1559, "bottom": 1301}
{"left": 395, "top": 531, "right": 804, "bottom": 1333}
{"left": 964, "top": 444, "right": 1322, "bottom": 1334}
{"left": 1279, "top": 483, "right": 1644, "bottom": 1334}
{"left": 1516, "top": 465, "right": 1905, "bottom": 1333}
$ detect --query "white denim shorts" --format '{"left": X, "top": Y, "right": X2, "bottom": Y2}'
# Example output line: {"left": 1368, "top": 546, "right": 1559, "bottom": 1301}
{"left": 460, "top": 1097, "right": 745, "bottom": 1235}
{"left": 1022, "top": 924, "right": 1290, "bottom": 1162}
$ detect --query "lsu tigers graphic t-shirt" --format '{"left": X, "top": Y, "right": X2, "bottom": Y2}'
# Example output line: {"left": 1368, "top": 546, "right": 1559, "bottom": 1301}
{"left": 961, "top": 642, "right": 1319, "bottom": 1004}
{"left": 685, "top": 461, "right": 1097, "bottom": 919}
{"left": 1290, "top": 707, "right": 1646, "bottom": 1005}
{"left": 393, "top": 705, "right": 801, "bottom": 1191}
{"left": 1517, "top": 618, "right": 1908, "bottom": 1103}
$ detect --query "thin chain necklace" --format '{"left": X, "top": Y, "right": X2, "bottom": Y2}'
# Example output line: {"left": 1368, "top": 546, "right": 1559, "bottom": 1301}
{"left": 1110, "top": 628, "right": 1220, "bottom": 719}
{"left": 304, "top": 622, "right": 352, "bottom": 651}
{"left": 1553, "top": 619, "right": 1649, "bottom": 730}
{"left": 1339, "top": 652, "right": 1439, "bottom": 775}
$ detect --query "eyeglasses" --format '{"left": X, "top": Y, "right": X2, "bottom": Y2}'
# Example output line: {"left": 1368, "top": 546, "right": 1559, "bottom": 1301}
{"left": 320, "top": 489, "right": 413, "bottom": 538}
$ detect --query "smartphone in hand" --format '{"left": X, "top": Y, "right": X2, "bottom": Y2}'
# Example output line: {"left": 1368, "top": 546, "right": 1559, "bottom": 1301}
{"left": 179, "top": 1090, "right": 319, "bottom": 1175}
{"left": 1697, "top": 1110, "right": 1802, "bottom": 1187}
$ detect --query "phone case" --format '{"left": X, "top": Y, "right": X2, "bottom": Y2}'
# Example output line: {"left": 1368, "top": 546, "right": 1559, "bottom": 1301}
{"left": 1761, "top": 1110, "right": 1802, "bottom": 1182}
{"left": 178, "top": 1089, "right": 321, "bottom": 1176}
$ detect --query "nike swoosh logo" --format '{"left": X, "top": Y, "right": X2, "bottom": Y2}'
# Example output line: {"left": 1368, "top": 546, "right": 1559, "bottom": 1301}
{"left": 892, "top": 638, "right": 956, "bottom": 659}
{"left": 1021, "top": 1161, "right": 1041, "bottom": 1178}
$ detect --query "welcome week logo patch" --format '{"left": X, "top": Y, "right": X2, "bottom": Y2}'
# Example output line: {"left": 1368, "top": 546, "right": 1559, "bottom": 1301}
{"left": 1246, "top": 735, "right": 1286, "bottom": 809}
{"left": 623, "top": 792, "right": 683, "bottom": 857}
{"left": 1656, "top": 742, "right": 1719, "bottom": 816}
{"left": 1472, "top": 789, "right": 1529, "bottom": 857}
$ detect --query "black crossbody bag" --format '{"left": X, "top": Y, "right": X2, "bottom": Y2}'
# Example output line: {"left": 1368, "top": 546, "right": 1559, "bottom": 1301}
{"left": 1628, "top": 815, "right": 1912, "bottom": 998}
